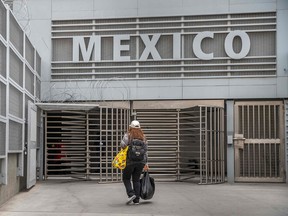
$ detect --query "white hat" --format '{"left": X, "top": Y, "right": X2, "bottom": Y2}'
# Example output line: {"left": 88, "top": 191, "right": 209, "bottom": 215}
{"left": 130, "top": 120, "right": 140, "bottom": 128}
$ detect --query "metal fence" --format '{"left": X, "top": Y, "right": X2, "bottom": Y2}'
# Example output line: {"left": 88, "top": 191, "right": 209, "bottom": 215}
{"left": 44, "top": 105, "right": 225, "bottom": 184}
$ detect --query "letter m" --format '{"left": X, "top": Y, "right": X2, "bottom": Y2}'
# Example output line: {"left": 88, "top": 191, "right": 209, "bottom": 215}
{"left": 73, "top": 36, "right": 101, "bottom": 62}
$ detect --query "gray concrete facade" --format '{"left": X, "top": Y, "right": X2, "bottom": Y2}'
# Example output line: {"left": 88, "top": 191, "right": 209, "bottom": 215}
{"left": 13, "top": 0, "right": 288, "bottom": 102}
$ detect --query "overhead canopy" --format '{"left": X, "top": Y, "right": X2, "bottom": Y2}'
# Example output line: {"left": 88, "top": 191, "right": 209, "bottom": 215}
{"left": 35, "top": 103, "right": 99, "bottom": 111}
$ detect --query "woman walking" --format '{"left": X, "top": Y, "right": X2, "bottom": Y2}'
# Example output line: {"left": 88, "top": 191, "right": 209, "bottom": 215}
{"left": 121, "top": 120, "right": 149, "bottom": 205}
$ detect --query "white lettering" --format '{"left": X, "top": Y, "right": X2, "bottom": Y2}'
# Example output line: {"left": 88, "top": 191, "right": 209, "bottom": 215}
{"left": 140, "top": 34, "right": 161, "bottom": 61}
{"left": 193, "top": 31, "right": 214, "bottom": 60}
{"left": 72, "top": 31, "right": 251, "bottom": 62}
{"left": 173, "top": 33, "right": 181, "bottom": 59}
{"left": 225, "top": 30, "right": 250, "bottom": 59}
{"left": 113, "top": 35, "right": 130, "bottom": 61}
{"left": 73, "top": 36, "right": 101, "bottom": 62}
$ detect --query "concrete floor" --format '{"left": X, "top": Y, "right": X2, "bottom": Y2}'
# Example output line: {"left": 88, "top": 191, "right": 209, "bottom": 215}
{"left": 0, "top": 180, "right": 287, "bottom": 216}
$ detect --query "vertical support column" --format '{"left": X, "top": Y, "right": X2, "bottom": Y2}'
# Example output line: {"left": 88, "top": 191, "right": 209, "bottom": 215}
{"left": 176, "top": 109, "right": 180, "bottom": 181}
{"left": 285, "top": 100, "right": 288, "bottom": 184}
{"left": 226, "top": 100, "right": 234, "bottom": 183}
{"left": 86, "top": 112, "right": 89, "bottom": 179}
{"left": 38, "top": 110, "right": 44, "bottom": 180}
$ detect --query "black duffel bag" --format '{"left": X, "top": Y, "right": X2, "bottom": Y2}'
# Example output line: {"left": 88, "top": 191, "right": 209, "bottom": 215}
{"left": 140, "top": 171, "right": 155, "bottom": 200}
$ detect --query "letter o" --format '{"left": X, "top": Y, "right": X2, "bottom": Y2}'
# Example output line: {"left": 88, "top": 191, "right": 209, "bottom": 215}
{"left": 225, "top": 30, "right": 250, "bottom": 59}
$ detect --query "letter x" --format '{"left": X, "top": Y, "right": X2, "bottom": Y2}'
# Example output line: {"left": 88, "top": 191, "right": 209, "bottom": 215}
{"left": 140, "top": 34, "right": 161, "bottom": 61}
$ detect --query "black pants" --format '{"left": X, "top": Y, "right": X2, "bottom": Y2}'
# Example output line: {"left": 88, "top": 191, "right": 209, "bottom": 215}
{"left": 122, "top": 163, "right": 145, "bottom": 201}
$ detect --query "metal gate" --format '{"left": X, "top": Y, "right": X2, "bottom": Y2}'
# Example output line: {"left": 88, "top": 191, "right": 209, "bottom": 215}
{"left": 44, "top": 104, "right": 225, "bottom": 184}
{"left": 135, "top": 106, "right": 225, "bottom": 184}
{"left": 234, "top": 101, "right": 285, "bottom": 182}
{"left": 179, "top": 106, "right": 225, "bottom": 184}
{"left": 135, "top": 109, "right": 179, "bottom": 181}
{"left": 45, "top": 107, "right": 130, "bottom": 182}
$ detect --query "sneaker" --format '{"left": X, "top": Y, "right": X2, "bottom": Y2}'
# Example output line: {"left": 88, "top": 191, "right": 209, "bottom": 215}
{"left": 133, "top": 198, "right": 140, "bottom": 205}
{"left": 126, "top": 195, "right": 136, "bottom": 204}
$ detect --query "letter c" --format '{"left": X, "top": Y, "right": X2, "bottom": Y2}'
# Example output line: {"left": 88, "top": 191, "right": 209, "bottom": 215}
{"left": 193, "top": 31, "right": 214, "bottom": 60}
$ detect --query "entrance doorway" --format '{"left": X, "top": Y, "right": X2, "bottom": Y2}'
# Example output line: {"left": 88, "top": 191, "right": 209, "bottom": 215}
{"left": 44, "top": 106, "right": 130, "bottom": 182}
{"left": 42, "top": 101, "right": 225, "bottom": 184}
{"left": 234, "top": 101, "right": 285, "bottom": 182}
{"left": 135, "top": 106, "right": 225, "bottom": 184}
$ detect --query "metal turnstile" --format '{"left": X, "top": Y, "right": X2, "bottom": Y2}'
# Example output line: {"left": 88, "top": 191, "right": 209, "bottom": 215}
{"left": 45, "top": 107, "right": 130, "bottom": 182}
{"left": 135, "top": 106, "right": 225, "bottom": 184}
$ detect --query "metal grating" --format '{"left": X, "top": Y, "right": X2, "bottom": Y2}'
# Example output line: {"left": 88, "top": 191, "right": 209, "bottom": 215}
{"left": 0, "top": 82, "right": 6, "bottom": 116}
{"left": 285, "top": 100, "right": 288, "bottom": 183}
{"left": 135, "top": 106, "right": 225, "bottom": 184}
{"left": 25, "top": 66, "right": 34, "bottom": 95}
{"left": 9, "top": 13, "right": 23, "bottom": 55}
{"left": 45, "top": 107, "right": 130, "bottom": 182}
{"left": 0, "top": 2, "right": 6, "bottom": 40}
{"left": 9, "top": 85, "right": 23, "bottom": 118}
{"left": 135, "top": 109, "right": 179, "bottom": 181}
{"left": 25, "top": 36, "right": 34, "bottom": 69}
{"left": 51, "top": 12, "right": 276, "bottom": 80}
{"left": 0, "top": 41, "right": 6, "bottom": 78}
{"left": 44, "top": 105, "right": 225, "bottom": 184}
{"left": 36, "top": 52, "right": 41, "bottom": 75}
{"left": 9, "top": 49, "right": 23, "bottom": 87}
{"left": 179, "top": 106, "right": 225, "bottom": 184}
{"left": 9, "top": 120, "right": 22, "bottom": 151}
{"left": 0, "top": 121, "right": 5, "bottom": 155}
{"left": 36, "top": 78, "right": 40, "bottom": 99}
{"left": 234, "top": 101, "right": 285, "bottom": 182}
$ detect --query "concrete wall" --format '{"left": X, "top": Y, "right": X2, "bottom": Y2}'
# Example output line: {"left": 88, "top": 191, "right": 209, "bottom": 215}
{"left": 0, "top": 154, "right": 23, "bottom": 206}
{"left": 14, "top": 0, "right": 287, "bottom": 102}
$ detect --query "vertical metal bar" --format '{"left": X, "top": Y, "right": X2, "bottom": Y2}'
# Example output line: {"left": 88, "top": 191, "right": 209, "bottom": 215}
{"left": 114, "top": 108, "right": 118, "bottom": 182}
{"left": 253, "top": 105, "right": 255, "bottom": 139}
{"left": 212, "top": 107, "right": 215, "bottom": 183}
{"left": 44, "top": 112, "right": 48, "bottom": 179}
{"left": 248, "top": 105, "right": 250, "bottom": 139}
{"left": 268, "top": 105, "right": 271, "bottom": 139}
{"left": 253, "top": 106, "right": 255, "bottom": 177}
{"left": 119, "top": 109, "right": 123, "bottom": 182}
{"left": 214, "top": 108, "right": 217, "bottom": 183}
{"left": 248, "top": 143, "right": 250, "bottom": 177}
{"left": 241, "top": 106, "right": 245, "bottom": 177}
{"left": 111, "top": 108, "right": 114, "bottom": 182}
{"left": 199, "top": 107, "right": 202, "bottom": 184}
{"left": 215, "top": 108, "right": 218, "bottom": 182}
{"left": 205, "top": 107, "right": 208, "bottom": 184}
{"left": 177, "top": 109, "right": 180, "bottom": 181}
{"left": 275, "top": 143, "right": 277, "bottom": 177}
{"left": 221, "top": 109, "right": 225, "bottom": 182}
{"left": 105, "top": 108, "right": 108, "bottom": 181}
{"left": 273, "top": 105, "right": 279, "bottom": 139}
{"left": 257, "top": 105, "right": 261, "bottom": 177}
{"left": 99, "top": 107, "right": 102, "bottom": 182}
{"left": 263, "top": 105, "right": 266, "bottom": 139}
{"left": 253, "top": 143, "right": 255, "bottom": 177}
{"left": 264, "top": 143, "right": 267, "bottom": 177}
{"left": 247, "top": 105, "right": 251, "bottom": 177}
{"left": 258, "top": 105, "right": 260, "bottom": 138}
{"left": 209, "top": 107, "right": 212, "bottom": 183}
{"left": 268, "top": 105, "right": 272, "bottom": 177}
{"left": 86, "top": 112, "right": 89, "bottom": 178}
{"left": 269, "top": 143, "right": 272, "bottom": 177}
{"left": 274, "top": 105, "right": 277, "bottom": 177}
{"left": 259, "top": 143, "right": 261, "bottom": 177}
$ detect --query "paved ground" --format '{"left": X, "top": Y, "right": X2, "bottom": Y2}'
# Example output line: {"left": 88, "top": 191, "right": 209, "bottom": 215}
{"left": 0, "top": 180, "right": 287, "bottom": 216}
